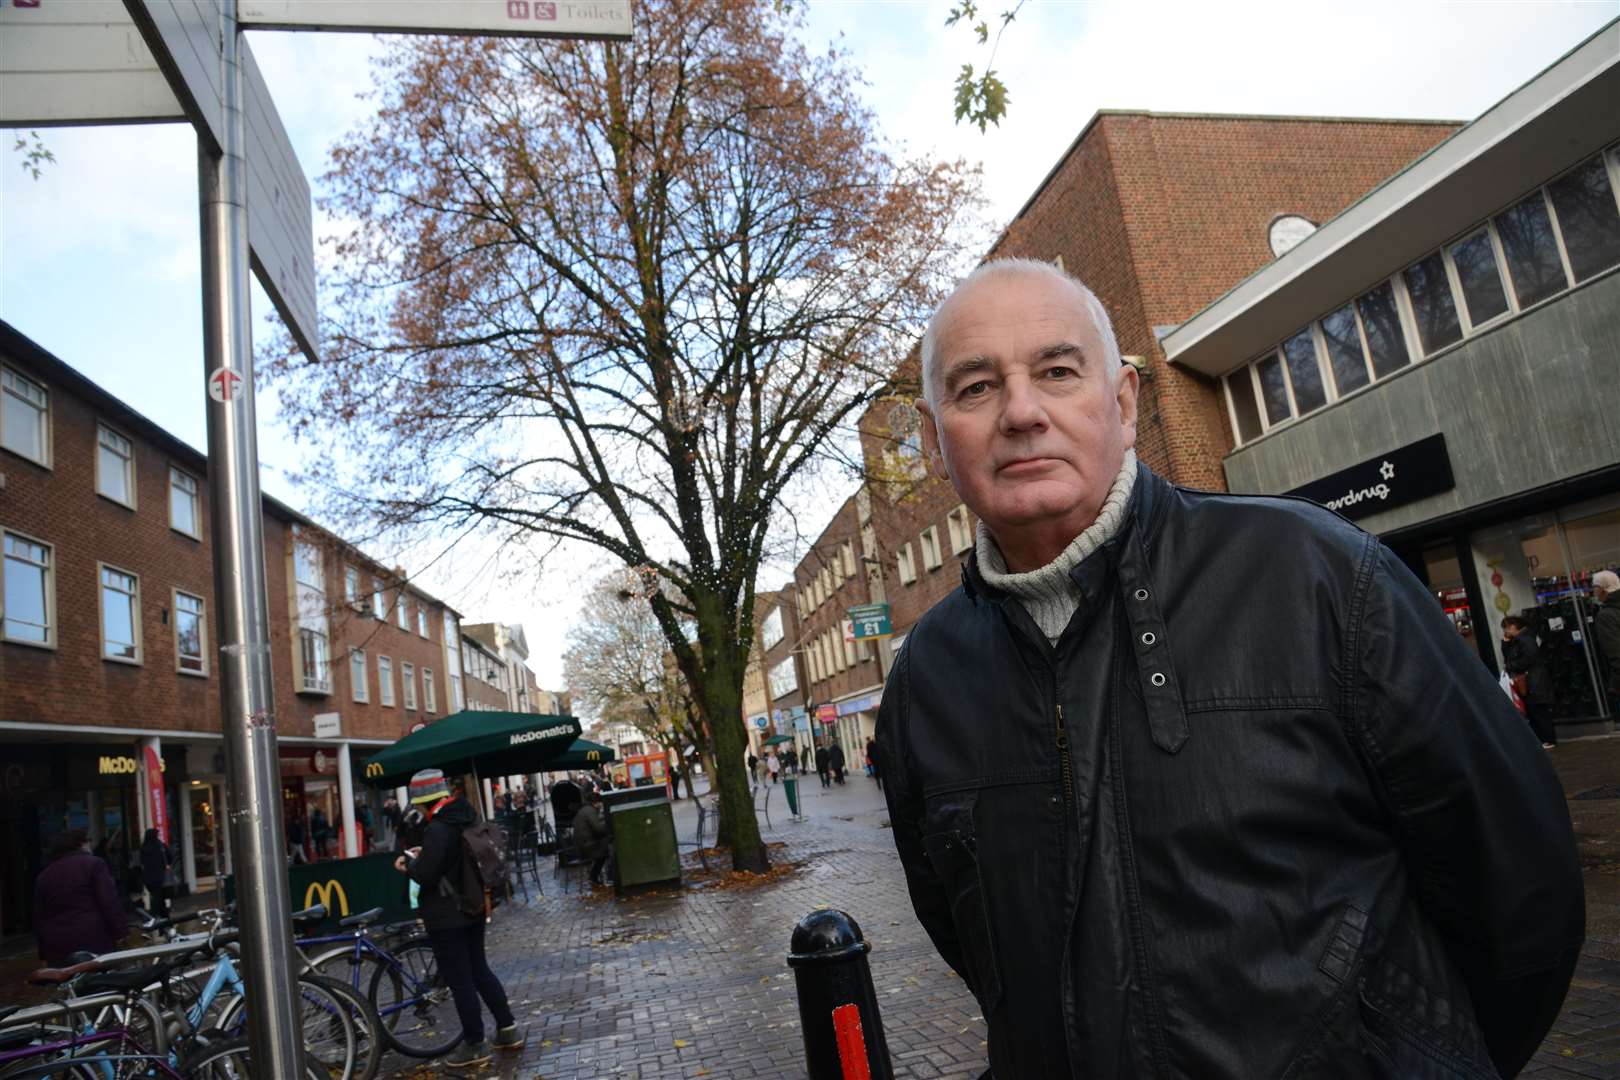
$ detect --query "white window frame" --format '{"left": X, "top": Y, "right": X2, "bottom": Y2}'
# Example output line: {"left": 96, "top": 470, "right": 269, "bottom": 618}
{"left": 1, "top": 364, "right": 51, "bottom": 468}
{"left": 378, "top": 655, "right": 395, "bottom": 707}
{"left": 350, "top": 648, "right": 369, "bottom": 703}
{"left": 897, "top": 542, "right": 917, "bottom": 585}
{"left": 841, "top": 542, "right": 856, "bottom": 578}
{"left": 397, "top": 592, "right": 409, "bottom": 630}
{"left": 947, "top": 504, "right": 974, "bottom": 555}
{"left": 762, "top": 607, "right": 784, "bottom": 650}
{"left": 418, "top": 606, "right": 430, "bottom": 638}
{"left": 919, "top": 525, "right": 943, "bottom": 571}
{"left": 402, "top": 661, "right": 418, "bottom": 710}
{"left": 98, "top": 562, "right": 142, "bottom": 665}
{"left": 168, "top": 467, "right": 201, "bottom": 539}
{"left": 96, "top": 423, "right": 136, "bottom": 509}
{"left": 2, "top": 529, "right": 55, "bottom": 648}
{"left": 345, "top": 566, "right": 362, "bottom": 610}
{"left": 372, "top": 578, "right": 386, "bottom": 620}
{"left": 172, "top": 588, "right": 207, "bottom": 676}
{"left": 298, "top": 627, "right": 331, "bottom": 693}
{"left": 423, "top": 668, "right": 437, "bottom": 712}
{"left": 1441, "top": 226, "right": 1514, "bottom": 335}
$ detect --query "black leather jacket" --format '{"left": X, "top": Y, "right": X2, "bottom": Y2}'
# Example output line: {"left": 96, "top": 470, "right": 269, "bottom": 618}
{"left": 878, "top": 464, "right": 1582, "bottom": 1079}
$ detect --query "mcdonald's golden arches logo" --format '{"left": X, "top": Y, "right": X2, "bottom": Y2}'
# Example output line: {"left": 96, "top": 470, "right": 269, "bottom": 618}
{"left": 303, "top": 879, "right": 350, "bottom": 917}
{"left": 365, "top": 762, "right": 384, "bottom": 778}
{"left": 586, "top": 750, "right": 601, "bottom": 762}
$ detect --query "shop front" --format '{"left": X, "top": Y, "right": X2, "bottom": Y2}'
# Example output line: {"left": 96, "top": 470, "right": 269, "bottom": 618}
{"left": 0, "top": 738, "right": 188, "bottom": 938}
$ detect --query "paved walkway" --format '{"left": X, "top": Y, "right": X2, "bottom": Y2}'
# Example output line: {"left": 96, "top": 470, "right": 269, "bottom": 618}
{"left": 370, "top": 736, "right": 1620, "bottom": 1079}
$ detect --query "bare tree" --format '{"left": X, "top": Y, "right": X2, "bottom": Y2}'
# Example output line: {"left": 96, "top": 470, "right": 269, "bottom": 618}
{"left": 564, "top": 570, "right": 706, "bottom": 800}
{"left": 267, "top": 0, "right": 980, "bottom": 870}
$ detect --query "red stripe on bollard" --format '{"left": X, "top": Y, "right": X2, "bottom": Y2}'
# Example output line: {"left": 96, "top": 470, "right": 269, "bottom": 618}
{"left": 832, "top": 1003, "right": 871, "bottom": 1080}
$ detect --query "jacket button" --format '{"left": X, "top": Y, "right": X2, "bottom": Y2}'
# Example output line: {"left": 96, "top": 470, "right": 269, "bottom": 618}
{"left": 1134, "top": 588, "right": 1149, "bottom": 601}
{"left": 1141, "top": 631, "right": 1156, "bottom": 646}
{"left": 1150, "top": 672, "right": 1167, "bottom": 687}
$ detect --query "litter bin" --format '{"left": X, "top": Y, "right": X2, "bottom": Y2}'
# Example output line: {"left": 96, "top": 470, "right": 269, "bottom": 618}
{"left": 783, "top": 774, "right": 801, "bottom": 817}
{"left": 603, "top": 786, "right": 681, "bottom": 890}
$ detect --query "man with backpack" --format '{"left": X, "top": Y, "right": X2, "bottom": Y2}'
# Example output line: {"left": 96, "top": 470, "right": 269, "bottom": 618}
{"left": 395, "top": 768, "right": 525, "bottom": 1069}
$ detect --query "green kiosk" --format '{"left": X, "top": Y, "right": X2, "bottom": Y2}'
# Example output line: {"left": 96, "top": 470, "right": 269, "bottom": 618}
{"left": 602, "top": 786, "right": 681, "bottom": 891}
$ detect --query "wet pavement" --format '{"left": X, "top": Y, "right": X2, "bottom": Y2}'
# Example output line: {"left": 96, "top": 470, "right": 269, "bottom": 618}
{"left": 4, "top": 736, "right": 1618, "bottom": 1077}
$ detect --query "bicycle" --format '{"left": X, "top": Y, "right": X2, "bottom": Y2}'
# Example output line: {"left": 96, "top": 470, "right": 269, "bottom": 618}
{"left": 296, "top": 906, "right": 458, "bottom": 1060}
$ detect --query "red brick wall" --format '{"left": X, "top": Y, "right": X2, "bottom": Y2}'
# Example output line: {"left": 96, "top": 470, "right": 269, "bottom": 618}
{"left": 792, "top": 495, "right": 884, "bottom": 706}
{"left": 1, "top": 344, "right": 462, "bottom": 744}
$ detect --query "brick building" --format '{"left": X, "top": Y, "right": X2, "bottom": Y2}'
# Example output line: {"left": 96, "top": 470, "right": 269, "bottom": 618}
{"left": 0, "top": 320, "right": 492, "bottom": 937}
{"left": 821, "top": 110, "right": 1460, "bottom": 681}
{"left": 753, "top": 587, "right": 807, "bottom": 760}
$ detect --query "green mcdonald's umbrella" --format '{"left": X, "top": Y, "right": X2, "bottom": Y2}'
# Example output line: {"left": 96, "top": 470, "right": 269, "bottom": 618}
{"left": 361, "top": 711, "right": 582, "bottom": 787}
{"left": 543, "top": 738, "right": 618, "bottom": 770}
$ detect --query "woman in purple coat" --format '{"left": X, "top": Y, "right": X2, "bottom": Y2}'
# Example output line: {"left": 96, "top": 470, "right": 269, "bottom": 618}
{"left": 34, "top": 829, "right": 128, "bottom": 966}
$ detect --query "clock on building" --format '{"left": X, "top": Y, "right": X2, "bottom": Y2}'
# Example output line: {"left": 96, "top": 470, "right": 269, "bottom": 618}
{"left": 1268, "top": 214, "right": 1317, "bottom": 257}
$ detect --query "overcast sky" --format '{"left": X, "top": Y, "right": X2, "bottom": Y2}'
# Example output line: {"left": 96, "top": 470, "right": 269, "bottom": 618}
{"left": 1, "top": 1, "right": 1613, "bottom": 692}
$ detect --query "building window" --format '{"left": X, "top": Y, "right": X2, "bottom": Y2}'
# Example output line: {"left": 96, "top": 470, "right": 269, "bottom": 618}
{"left": 423, "top": 668, "right": 437, "bottom": 712}
{"left": 1317, "top": 304, "right": 1370, "bottom": 398}
{"left": 946, "top": 504, "right": 974, "bottom": 555}
{"left": 345, "top": 566, "right": 361, "bottom": 609}
{"left": 299, "top": 627, "right": 330, "bottom": 692}
{"left": 169, "top": 468, "right": 200, "bottom": 537}
{"left": 1225, "top": 370, "right": 1263, "bottom": 444}
{"left": 841, "top": 542, "right": 856, "bottom": 578}
{"left": 379, "top": 655, "right": 395, "bottom": 707}
{"left": 762, "top": 606, "right": 784, "bottom": 650}
{"left": 1254, "top": 351, "right": 1291, "bottom": 426}
{"left": 372, "top": 578, "right": 386, "bottom": 620}
{"left": 1279, "top": 328, "right": 1327, "bottom": 416}
{"left": 418, "top": 607, "right": 430, "bottom": 638}
{"left": 768, "top": 655, "right": 797, "bottom": 698}
{"left": 1447, "top": 228, "right": 1509, "bottom": 329}
{"left": 1, "top": 365, "right": 49, "bottom": 466}
{"left": 1356, "top": 282, "right": 1411, "bottom": 379}
{"left": 397, "top": 592, "right": 409, "bottom": 630}
{"left": 294, "top": 539, "right": 323, "bottom": 591}
{"left": 174, "top": 590, "right": 206, "bottom": 675}
{"left": 2, "top": 531, "right": 53, "bottom": 646}
{"left": 444, "top": 611, "right": 463, "bottom": 712}
{"left": 96, "top": 425, "right": 135, "bottom": 507}
{"left": 99, "top": 564, "right": 141, "bottom": 663}
{"left": 402, "top": 662, "right": 417, "bottom": 710}
{"left": 843, "top": 630, "right": 858, "bottom": 667}
{"left": 350, "top": 648, "right": 369, "bottom": 702}
{"left": 897, "top": 543, "right": 917, "bottom": 585}
{"left": 1546, "top": 153, "right": 1620, "bottom": 283}
{"left": 1403, "top": 251, "right": 1464, "bottom": 356}
{"left": 1495, "top": 191, "right": 1569, "bottom": 309}
{"left": 919, "top": 525, "right": 943, "bottom": 571}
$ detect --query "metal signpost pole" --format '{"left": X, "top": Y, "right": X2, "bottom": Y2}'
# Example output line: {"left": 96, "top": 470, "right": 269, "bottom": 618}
{"left": 199, "top": 6, "right": 306, "bottom": 1073}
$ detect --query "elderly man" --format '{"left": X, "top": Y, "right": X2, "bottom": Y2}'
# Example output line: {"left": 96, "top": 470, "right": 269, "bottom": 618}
{"left": 876, "top": 258, "right": 1582, "bottom": 1079}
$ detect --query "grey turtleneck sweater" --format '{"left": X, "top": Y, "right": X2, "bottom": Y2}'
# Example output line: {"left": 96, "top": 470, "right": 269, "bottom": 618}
{"left": 975, "top": 450, "right": 1138, "bottom": 643}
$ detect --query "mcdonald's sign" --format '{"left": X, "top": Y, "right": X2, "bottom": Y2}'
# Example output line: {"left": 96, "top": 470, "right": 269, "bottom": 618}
{"left": 303, "top": 879, "right": 350, "bottom": 917}
{"left": 365, "top": 762, "right": 384, "bottom": 778}
{"left": 586, "top": 750, "right": 601, "bottom": 762}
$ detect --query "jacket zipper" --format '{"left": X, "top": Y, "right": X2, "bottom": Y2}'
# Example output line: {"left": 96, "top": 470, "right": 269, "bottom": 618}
{"left": 1054, "top": 702, "right": 1075, "bottom": 807}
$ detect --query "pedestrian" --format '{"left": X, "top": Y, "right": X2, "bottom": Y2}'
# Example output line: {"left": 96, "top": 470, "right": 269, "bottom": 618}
{"left": 876, "top": 258, "right": 1581, "bottom": 1078}
{"left": 572, "top": 788, "right": 612, "bottom": 886}
{"left": 395, "top": 769, "right": 526, "bottom": 1069}
{"left": 783, "top": 746, "right": 799, "bottom": 776}
{"left": 766, "top": 749, "right": 781, "bottom": 785}
{"left": 746, "top": 751, "right": 760, "bottom": 788}
{"left": 138, "top": 828, "right": 173, "bottom": 919}
{"left": 814, "top": 743, "right": 831, "bottom": 789}
{"left": 34, "top": 829, "right": 128, "bottom": 966}
{"left": 382, "top": 795, "right": 404, "bottom": 850}
{"left": 1502, "top": 614, "right": 1557, "bottom": 748}
{"left": 309, "top": 805, "right": 331, "bottom": 859}
{"left": 827, "top": 741, "right": 845, "bottom": 784}
{"left": 285, "top": 815, "right": 308, "bottom": 865}
{"left": 1594, "top": 569, "right": 1620, "bottom": 713}
{"left": 865, "top": 737, "right": 881, "bottom": 791}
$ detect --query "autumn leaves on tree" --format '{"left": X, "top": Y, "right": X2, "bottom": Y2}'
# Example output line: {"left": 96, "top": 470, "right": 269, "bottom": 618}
{"left": 266, "top": 0, "right": 979, "bottom": 871}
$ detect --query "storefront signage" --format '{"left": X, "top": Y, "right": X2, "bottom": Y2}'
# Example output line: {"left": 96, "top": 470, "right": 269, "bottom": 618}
{"left": 144, "top": 745, "right": 170, "bottom": 845}
{"left": 510, "top": 723, "right": 574, "bottom": 746}
{"left": 1284, "top": 434, "right": 1455, "bottom": 523}
{"left": 302, "top": 878, "right": 350, "bottom": 918}
{"left": 847, "top": 603, "right": 892, "bottom": 640}
{"left": 836, "top": 693, "right": 882, "bottom": 717}
{"left": 100, "top": 755, "right": 144, "bottom": 775}
{"left": 314, "top": 712, "right": 341, "bottom": 739}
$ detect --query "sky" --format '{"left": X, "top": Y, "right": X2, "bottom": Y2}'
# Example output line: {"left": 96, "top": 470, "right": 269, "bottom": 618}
{"left": 1, "top": 0, "right": 1614, "bottom": 694}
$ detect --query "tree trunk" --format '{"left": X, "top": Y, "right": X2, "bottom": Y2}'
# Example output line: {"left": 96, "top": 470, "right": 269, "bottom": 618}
{"left": 690, "top": 616, "right": 768, "bottom": 872}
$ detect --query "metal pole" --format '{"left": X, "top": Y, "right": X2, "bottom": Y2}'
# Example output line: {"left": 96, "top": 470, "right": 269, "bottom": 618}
{"left": 199, "top": 6, "right": 306, "bottom": 1073}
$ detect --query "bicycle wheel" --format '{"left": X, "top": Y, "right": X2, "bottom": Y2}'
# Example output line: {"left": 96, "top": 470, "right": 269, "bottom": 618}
{"left": 0, "top": 1024, "right": 106, "bottom": 1080}
{"left": 367, "top": 936, "right": 459, "bottom": 1059}
{"left": 180, "top": 1036, "right": 328, "bottom": 1079}
{"left": 314, "top": 973, "right": 383, "bottom": 1080}
{"left": 214, "top": 974, "right": 358, "bottom": 1080}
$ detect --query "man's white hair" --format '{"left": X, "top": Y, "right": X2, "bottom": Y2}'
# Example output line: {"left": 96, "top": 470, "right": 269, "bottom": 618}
{"left": 921, "top": 257, "right": 1122, "bottom": 406}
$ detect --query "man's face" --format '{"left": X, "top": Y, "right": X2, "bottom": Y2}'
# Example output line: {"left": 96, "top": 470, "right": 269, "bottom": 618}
{"left": 1599, "top": 586, "right": 1612, "bottom": 603}
{"left": 917, "top": 272, "right": 1138, "bottom": 566}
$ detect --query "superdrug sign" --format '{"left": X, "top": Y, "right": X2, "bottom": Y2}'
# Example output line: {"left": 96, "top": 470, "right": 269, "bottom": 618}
{"left": 1285, "top": 433, "right": 1455, "bottom": 522}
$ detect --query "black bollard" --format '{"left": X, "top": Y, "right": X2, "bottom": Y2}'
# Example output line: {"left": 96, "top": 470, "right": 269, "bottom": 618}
{"left": 787, "top": 909, "right": 894, "bottom": 1080}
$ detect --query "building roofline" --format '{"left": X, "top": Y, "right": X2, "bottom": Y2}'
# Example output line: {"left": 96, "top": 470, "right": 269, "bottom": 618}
{"left": 1161, "top": 18, "right": 1620, "bottom": 374}
{"left": 0, "top": 318, "right": 464, "bottom": 618}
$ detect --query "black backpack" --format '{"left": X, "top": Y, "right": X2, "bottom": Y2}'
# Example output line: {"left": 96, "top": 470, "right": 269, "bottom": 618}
{"left": 452, "top": 820, "right": 511, "bottom": 920}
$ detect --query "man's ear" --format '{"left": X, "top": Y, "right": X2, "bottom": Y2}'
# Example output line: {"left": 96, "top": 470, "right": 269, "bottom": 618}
{"left": 1115, "top": 364, "right": 1140, "bottom": 451}
{"left": 914, "top": 397, "right": 951, "bottom": 481}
